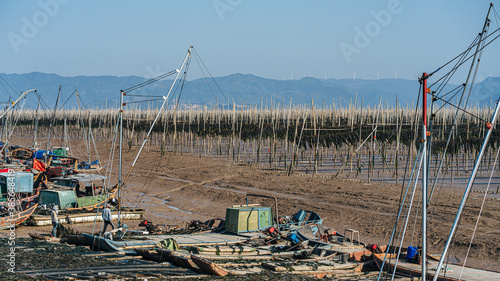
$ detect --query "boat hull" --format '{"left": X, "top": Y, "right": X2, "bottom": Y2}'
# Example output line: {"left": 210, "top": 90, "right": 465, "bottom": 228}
{"left": 373, "top": 253, "right": 500, "bottom": 281}
{"left": 0, "top": 203, "right": 39, "bottom": 229}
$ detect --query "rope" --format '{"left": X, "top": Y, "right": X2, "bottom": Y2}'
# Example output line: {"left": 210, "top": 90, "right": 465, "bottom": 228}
{"left": 334, "top": 125, "right": 378, "bottom": 177}
{"left": 192, "top": 48, "right": 230, "bottom": 104}
{"left": 126, "top": 98, "right": 164, "bottom": 104}
{"left": 127, "top": 67, "right": 193, "bottom": 208}
{"left": 409, "top": 182, "right": 422, "bottom": 246}
{"left": 430, "top": 35, "right": 480, "bottom": 91}
{"left": 428, "top": 26, "right": 500, "bottom": 83}
{"left": 493, "top": 6, "right": 500, "bottom": 30}
{"left": 377, "top": 84, "right": 422, "bottom": 281}
{"left": 391, "top": 150, "right": 425, "bottom": 280}
{"left": 126, "top": 60, "right": 195, "bottom": 207}
{"left": 432, "top": 85, "right": 464, "bottom": 115}
{"left": 192, "top": 51, "right": 221, "bottom": 104}
{"left": 123, "top": 70, "right": 177, "bottom": 93}
{"left": 61, "top": 89, "right": 78, "bottom": 108}
{"left": 0, "top": 97, "right": 28, "bottom": 153}
{"left": 92, "top": 115, "right": 119, "bottom": 236}
{"left": 0, "top": 76, "right": 16, "bottom": 100}
{"left": 124, "top": 94, "right": 166, "bottom": 97}
{"left": 174, "top": 56, "right": 191, "bottom": 108}
{"left": 459, "top": 142, "right": 500, "bottom": 279}
{"left": 430, "top": 92, "right": 488, "bottom": 123}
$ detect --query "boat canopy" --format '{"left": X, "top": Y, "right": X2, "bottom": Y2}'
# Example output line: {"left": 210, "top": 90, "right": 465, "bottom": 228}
{"left": 39, "top": 189, "right": 77, "bottom": 209}
{"left": 0, "top": 171, "right": 34, "bottom": 193}
{"left": 52, "top": 174, "right": 106, "bottom": 183}
{"left": 33, "top": 150, "right": 54, "bottom": 159}
{"left": 225, "top": 205, "right": 273, "bottom": 234}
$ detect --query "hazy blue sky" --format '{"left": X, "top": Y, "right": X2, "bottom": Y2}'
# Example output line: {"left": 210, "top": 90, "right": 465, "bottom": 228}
{"left": 2, "top": 0, "right": 499, "bottom": 82}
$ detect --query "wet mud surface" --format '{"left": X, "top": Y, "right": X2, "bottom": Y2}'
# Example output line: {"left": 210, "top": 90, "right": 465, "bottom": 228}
{"left": 1, "top": 138, "right": 499, "bottom": 279}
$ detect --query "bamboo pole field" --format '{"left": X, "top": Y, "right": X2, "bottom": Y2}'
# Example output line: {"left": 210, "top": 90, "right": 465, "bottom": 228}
{"left": 6, "top": 102, "right": 498, "bottom": 183}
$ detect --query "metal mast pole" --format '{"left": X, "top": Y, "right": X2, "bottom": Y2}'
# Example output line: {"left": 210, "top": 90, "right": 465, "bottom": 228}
{"left": 0, "top": 89, "right": 36, "bottom": 155}
{"left": 432, "top": 4, "right": 494, "bottom": 280}
{"left": 47, "top": 86, "right": 61, "bottom": 151}
{"left": 76, "top": 90, "right": 91, "bottom": 162}
{"left": 33, "top": 94, "right": 41, "bottom": 150}
{"left": 433, "top": 101, "right": 500, "bottom": 280}
{"left": 122, "top": 46, "right": 192, "bottom": 186}
{"left": 0, "top": 89, "right": 35, "bottom": 120}
{"left": 428, "top": 3, "right": 493, "bottom": 205}
{"left": 117, "top": 90, "right": 124, "bottom": 227}
{"left": 421, "top": 73, "right": 429, "bottom": 280}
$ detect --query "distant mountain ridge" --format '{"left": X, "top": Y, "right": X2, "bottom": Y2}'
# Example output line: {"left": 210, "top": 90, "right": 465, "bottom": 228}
{"left": 0, "top": 72, "right": 497, "bottom": 109}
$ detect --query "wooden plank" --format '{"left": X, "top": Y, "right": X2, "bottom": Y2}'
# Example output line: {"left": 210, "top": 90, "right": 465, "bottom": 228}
{"left": 106, "top": 256, "right": 144, "bottom": 261}
{"left": 261, "top": 262, "right": 287, "bottom": 272}
{"left": 191, "top": 254, "right": 273, "bottom": 261}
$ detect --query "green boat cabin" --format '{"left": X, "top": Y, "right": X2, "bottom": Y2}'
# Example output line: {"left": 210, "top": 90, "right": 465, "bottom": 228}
{"left": 225, "top": 205, "right": 273, "bottom": 234}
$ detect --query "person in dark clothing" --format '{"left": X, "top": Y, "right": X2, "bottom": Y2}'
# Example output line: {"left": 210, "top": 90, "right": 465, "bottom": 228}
{"left": 102, "top": 205, "right": 115, "bottom": 233}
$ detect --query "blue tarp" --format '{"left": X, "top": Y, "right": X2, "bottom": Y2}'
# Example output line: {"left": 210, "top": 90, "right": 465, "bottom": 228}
{"left": 406, "top": 246, "right": 418, "bottom": 259}
{"left": 78, "top": 160, "right": 99, "bottom": 169}
{"left": 34, "top": 150, "right": 53, "bottom": 159}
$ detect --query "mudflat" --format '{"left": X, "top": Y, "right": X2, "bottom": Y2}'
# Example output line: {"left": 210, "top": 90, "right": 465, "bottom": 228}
{"left": 2, "top": 138, "right": 499, "bottom": 273}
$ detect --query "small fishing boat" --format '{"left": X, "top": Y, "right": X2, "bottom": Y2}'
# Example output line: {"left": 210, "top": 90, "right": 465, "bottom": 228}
{"left": 46, "top": 155, "right": 103, "bottom": 175}
{"left": 0, "top": 203, "right": 38, "bottom": 229}
{"left": 10, "top": 147, "right": 33, "bottom": 160}
{"left": 83, "top": 232, "right": 252, "bottom": 253}
{"left": 27, "top": 207, "right": 143, "bottom": 226}
{"left": 38, "top": 174, "right": 117, "bottom": 212}
{"left": 0, "top": 172, "right": 45, "bottom": 208}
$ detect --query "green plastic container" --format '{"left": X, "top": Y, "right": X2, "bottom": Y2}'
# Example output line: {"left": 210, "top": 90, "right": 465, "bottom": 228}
{"left": 225, "top": 205, "right": 272, "bottom": 234}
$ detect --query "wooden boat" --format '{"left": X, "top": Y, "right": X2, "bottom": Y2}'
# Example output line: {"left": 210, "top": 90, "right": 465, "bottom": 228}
{"left": 262, "top": 260, "right": 359, "bottom": 273}
{"left": 38, "top": 174, "right": 117, "bottom": 212}
{"left": 373, "top": 253, "right": 500, "bottom": 281}
{"left": 0, "top": 203, "right": 38, "bottom": 229}
{"left": 10, "top": 147, "right": 33, "bottom": 160}
{"left": 83, "top": 232, "right": 251, "bottom": 253}
{"left": 193, "top": 245, "right": 257, "bottom": 255}
{"left": 0, "top": 172, "right": 46, "bottom": 208}
{"left": 83, "top": 233, "right": 153, "bottom": 253}
{"left": 46, "top": 154, "right": 103, "bottom": 175}
{"left": 27, "top": 207, "right": 143, "bottom": 226}
{"left": 191, "top": 255, "right": 229, "bottom": 276}
{"left": 0, "top": 182, "right": 41, "bottom": 208}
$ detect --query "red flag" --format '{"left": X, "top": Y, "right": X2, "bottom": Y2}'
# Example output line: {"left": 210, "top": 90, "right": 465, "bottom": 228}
{"left": 33, "top": 159, "right": 46, "bottom": 172}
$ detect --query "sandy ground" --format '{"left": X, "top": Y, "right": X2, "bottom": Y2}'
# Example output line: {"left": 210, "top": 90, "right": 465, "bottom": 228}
{"left": 2, "top": 138, "right": 500, "bottom": 273}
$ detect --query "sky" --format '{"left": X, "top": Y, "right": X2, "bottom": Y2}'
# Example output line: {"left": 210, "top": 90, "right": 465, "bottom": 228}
{"left": 2, "top": 0, "right": 500, "bottom": 83}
